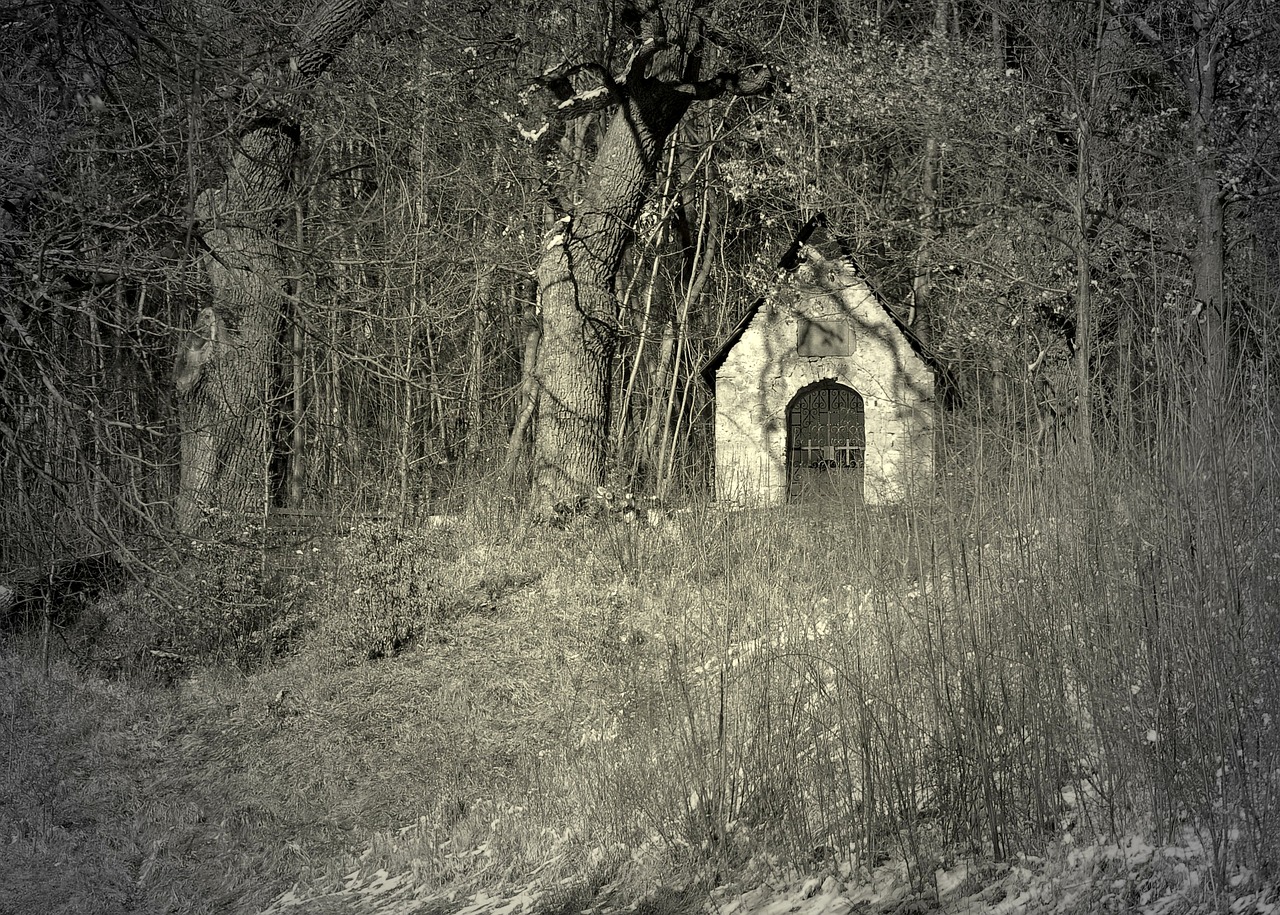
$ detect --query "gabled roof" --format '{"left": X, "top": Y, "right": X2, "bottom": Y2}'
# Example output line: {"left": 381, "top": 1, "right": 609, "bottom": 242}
{"left": 698, "top": 211, "right": 824, "bottom": 389}
{"left": 699, "top": 241, "right": 943, "bottom": 390}
{"left": 699, "top": 295, "right": 766, "bottom": 387}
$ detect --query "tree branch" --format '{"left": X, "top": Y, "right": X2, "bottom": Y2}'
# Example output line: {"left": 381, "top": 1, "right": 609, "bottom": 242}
{"left": 292, "top": 0, "right": 386, "bottom": 81}
{"left": 688, "top": 63, "right": 774, "bottom": 100}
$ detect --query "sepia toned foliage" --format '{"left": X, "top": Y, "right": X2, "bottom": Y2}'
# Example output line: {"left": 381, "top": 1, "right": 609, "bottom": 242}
{"left": 0, "top": 1, "right": 1278, "bottom": 907}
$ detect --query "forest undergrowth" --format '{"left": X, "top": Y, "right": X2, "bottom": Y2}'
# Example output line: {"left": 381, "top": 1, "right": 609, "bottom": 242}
{"left": 2, "top": 416, "right": 1279, "bottom": 915}
{"left": 5, "top": 0, "right": 1280, "bottom": 911}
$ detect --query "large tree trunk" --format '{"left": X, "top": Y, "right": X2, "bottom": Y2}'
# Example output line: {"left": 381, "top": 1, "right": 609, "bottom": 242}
{"left": 529, "top": 80, "right": 696, "bottom": 516}
{"left": 175, "top": 129, "right": 291, "bottom": 530}
{"left": 527, "top": 21, "right": 772, "bottom": 516}
{"left": 173, "top": 0, "right": 383, "bottom": 532}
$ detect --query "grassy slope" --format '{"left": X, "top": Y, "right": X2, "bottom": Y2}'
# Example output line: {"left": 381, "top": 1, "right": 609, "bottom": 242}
{"left": 2, "top": 510, "right": 702, "bottom": 913}
{"left": 2, "top": 459, "right": 1278, "bottom": 914}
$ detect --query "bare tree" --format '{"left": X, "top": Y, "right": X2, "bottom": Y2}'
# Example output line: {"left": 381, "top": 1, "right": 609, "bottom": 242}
{"left": 1119, "top": 0, "right": 1272, "bottom": 407}
{"left": 524, "top": 3, "right": 772, "bottom": 517}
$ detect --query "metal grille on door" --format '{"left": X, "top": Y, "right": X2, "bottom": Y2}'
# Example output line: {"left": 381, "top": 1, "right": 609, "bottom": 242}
{"left": 787, "top": 381, "right": 865, "bottom": 500}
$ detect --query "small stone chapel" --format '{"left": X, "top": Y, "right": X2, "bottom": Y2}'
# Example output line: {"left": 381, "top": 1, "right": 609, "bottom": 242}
{"left": 702, "top": 242, "right": 936, "bottom": 506}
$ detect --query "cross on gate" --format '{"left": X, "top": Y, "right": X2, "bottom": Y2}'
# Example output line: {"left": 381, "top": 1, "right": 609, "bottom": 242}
{"left": 800, "top": 439, "right": 863, "bottom": 468}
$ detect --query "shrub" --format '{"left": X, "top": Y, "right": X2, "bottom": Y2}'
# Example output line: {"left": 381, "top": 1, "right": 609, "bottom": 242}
{"left": 309, "top": 523, "right": 455, "bottom": 665}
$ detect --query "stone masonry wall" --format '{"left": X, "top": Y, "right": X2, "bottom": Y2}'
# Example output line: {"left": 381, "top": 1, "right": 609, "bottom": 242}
{"left": 713, "top": 253, "right": 934, "bottom": 506}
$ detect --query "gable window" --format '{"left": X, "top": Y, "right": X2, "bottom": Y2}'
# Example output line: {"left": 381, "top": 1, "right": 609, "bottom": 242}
{"left": 797, "top": 316, "right": 853, "bottom": 356}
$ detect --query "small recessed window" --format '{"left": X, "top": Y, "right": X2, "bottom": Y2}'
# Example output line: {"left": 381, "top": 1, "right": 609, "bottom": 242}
{"left": 797, "top": 317, "right": 853, "bottom": 356}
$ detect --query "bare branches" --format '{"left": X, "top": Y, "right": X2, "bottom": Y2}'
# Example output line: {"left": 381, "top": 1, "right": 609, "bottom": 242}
{"left": 526, "top": 2, "right": 772, "bottom": 130}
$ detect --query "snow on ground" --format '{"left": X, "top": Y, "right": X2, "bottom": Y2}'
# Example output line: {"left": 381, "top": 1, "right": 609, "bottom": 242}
{"left": 259, "top": 831, "right": 1278, "bottom": 915}
{"left": 708, "top": 838, "right": 1278, "bottom": 915}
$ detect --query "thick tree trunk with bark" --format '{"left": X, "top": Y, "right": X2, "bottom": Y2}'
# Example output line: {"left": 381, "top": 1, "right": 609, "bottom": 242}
{"left": 174, "top": 0, "right": 383, "bottom": 532}
{"left": 176, "top": 129, "right": 291, "bottom": 530}
{"left": 527, "top": 32, "right": 771, "bottom": 516}
{"left": 531, "top": 82, "right": 695, "bottom": 515}
{"left": 532, "top": 233, "right": 618, "bottom": 510}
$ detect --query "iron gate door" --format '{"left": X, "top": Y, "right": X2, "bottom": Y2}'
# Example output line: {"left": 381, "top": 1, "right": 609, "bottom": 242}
{"left": 787, "top": 381, "right": 865, "bottom": 501}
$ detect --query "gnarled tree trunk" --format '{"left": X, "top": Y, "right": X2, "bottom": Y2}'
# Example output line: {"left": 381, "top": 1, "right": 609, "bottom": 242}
{"left": 528, "top": 40, "right": 771, "bottom": 517}
{"left": 174, "top": 0, "right": 383, "bottom": 532}
{"left": 532, "top": 81, "right": 696, "bottom": 514}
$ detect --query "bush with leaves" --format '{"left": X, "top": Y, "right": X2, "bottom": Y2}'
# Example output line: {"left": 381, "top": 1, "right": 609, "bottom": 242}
{"left": 158, "top": 535, "right": 285, "bottom": 668}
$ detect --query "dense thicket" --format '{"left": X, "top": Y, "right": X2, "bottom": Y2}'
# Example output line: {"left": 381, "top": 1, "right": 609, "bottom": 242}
{"left": 1, "top": 0, "right": 1276, "bottom": 550}
{"left": 2, "top": 2, "right": 1279, "bottom": 907}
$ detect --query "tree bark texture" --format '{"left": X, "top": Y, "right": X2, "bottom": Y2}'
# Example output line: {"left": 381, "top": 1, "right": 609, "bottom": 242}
{"left": 1124, "top": 0, "right": 1231, "bottom": 404}
{"left": 174, "top": 0, "right": 383, "bottom": 532}
{"left": 501, "top": 279, "right": 542, "bottom": 484}
{"left": 1185, "top": 51, "right": 1229, "bottom": 407}
{"left": 530, "top": 80, "right": 696, "bottom": 516}
{"left": 177, "top": 127, "right": 292, "bottom": 530}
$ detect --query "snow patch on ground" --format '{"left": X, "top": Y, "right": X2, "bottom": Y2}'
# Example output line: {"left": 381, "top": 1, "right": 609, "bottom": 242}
{"left": 258, "top": 832, "right": 1278, "bottom": 915}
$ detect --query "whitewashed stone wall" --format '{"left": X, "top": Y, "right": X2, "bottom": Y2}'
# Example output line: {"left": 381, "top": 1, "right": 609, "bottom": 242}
{"left": 713, "top": 248, "right": 935, "bottom": 505}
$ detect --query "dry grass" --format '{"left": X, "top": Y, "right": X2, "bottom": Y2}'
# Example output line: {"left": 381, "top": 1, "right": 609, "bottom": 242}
{"left": 2, "top": 407, "right": 1278, "bottom": 914}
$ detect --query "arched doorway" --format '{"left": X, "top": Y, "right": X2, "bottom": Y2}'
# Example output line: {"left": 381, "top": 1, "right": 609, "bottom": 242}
{"left": 786, "top": 380, "right": 865, "bottom": 501}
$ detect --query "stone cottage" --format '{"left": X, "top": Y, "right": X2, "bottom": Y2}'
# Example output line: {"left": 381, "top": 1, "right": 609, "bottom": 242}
{"left": 702, "top": 244, "right": 936, "bottom": 506}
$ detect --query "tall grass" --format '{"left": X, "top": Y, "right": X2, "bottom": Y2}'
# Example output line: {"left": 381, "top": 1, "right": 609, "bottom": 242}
{"left": 547, "top": 353, "right": 1279, "bottom": 904}
{"left": 3, "top": 311, "right": 1276, "bottom": 913}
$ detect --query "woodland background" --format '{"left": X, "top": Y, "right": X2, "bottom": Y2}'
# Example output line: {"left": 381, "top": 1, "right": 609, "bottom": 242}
{"left": 1, "top": 0, "right": 1279, "bottom": 913}
{"left": 3, "top": 0, "right": 1275, "bottom": 546}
